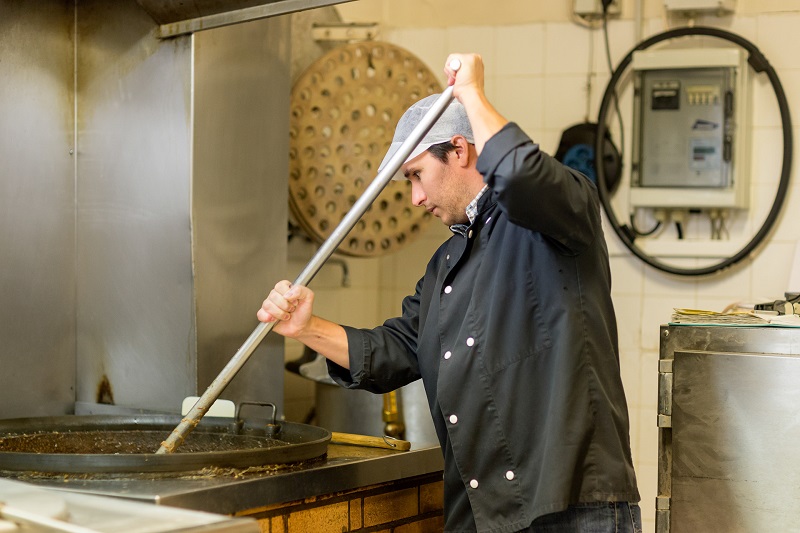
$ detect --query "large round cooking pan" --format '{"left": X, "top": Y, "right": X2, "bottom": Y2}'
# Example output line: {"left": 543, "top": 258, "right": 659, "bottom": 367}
{"left": 0, "top": 415, "right": 330, "bottom": 473}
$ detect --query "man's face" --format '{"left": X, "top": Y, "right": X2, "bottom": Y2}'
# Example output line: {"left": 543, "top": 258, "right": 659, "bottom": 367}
{"left": 401, "top": 149, "right": 471, "bottom": 227}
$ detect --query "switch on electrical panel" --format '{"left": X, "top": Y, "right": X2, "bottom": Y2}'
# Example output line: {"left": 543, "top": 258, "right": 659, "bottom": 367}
{"left": 573, "top": 0, "right": 620, "bottom": 17}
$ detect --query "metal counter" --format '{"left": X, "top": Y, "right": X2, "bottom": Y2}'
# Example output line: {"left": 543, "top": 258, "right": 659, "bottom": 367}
{"left": 657, "top": 324, "right": 800, "bottom": 533}
{"left": 0, "top": 478, "right": 259, "bottom": 532}
{"left": 4, "top": 443, "right": 444, "bottom": 516}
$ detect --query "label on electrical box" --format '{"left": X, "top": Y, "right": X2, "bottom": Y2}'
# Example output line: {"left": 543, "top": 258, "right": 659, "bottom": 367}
{"left": 689, "top": 138, "right": 721, "bottom": 171}
{"left": 652, "top": 81, "right": 681, "bottom": 110}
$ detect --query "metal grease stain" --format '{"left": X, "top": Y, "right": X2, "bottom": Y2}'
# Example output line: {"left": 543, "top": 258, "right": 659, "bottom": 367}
{"left": 96, "top": 374, "right": 115, "bottom": 405}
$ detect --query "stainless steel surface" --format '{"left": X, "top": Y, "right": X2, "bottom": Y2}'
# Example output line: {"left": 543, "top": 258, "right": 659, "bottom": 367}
{"left": 658, "top": 325, "right": 800, "bottom": 533}
{"left": 0, "top": 0, "right": 352, "bottom": 427}
{"left": 76, "top": 0, "right": 196, "bottom": 414}
{"left": 0, "top": 2, "right": 348, "bottom": 423}
{"left": 159, "top": 87, "right": 456, "bottom": 453}
{"left": 0, "top": 2, "right": 76, "bottom": 419}
{"left": 140, "top": 0, "right": 356, "bottom": 38}
{"left": 0, "top": 415, "right": 329, "bottom": 473}
{"left": 0, "top": 478, "right": 259, "bottom": 532}
{"left": 76, "top": 1, "right": 288, "bottom": 416}
{"left": 136, "top": 0, "right": 284, "bottom": 23}
{"left": 192, "top": 15, "right": 290, "bottom": 419}
{"left": 12, "top": 443, "right": 444, "bottom": 516}
{"left": 137, "top": 0, "right": 353, "bottom": 25}
{"left": 659, "top": 322, "right": 800, "bottom": 358}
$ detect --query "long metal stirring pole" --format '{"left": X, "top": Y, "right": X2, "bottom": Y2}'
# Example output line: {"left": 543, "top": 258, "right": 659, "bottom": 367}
{"left": 157, "top": 69, "right": 459, "bottom": 454}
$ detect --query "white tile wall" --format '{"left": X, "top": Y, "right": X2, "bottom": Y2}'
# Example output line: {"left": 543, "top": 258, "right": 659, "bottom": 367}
{"left": 543, "top": 73, "right": 591, "bottom": 128}
{"left": 446, "top": 26, "right": 498, "bottom": 99}
{"left": 610, "top": 254, "right": 645, "bottom": 295}
{"left": 493, "top": 75, "right": 544, "bottom": 137}
{"left": 382, "top": 28, "right": 447, "bottom": 82}
{"left": 619, "top": 346, "right": 643, "bottom": 407}
{"left": 756, "top": 13, "right": 800, "bottom": 69}
{"left": 749, "top": 127, "right": 785, "bottom": 185}
{"left": 446, "top": 26, "right": 498, "bottom": 71}
{"left": 496, "top": 24, "right": 545, "bottom": 76}
{"left": 287, "top": 3, "right": 800, "bottom": 530}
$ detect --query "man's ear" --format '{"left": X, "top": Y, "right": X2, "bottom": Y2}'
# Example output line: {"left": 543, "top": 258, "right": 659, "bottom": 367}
{"left": 450, "top": 135, "right": 472, "bottom": 168}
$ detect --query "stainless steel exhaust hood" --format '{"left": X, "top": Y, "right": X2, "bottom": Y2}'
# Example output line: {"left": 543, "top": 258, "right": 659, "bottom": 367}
{"left": 136, "top": 0, "right": 354, "bottom": 37}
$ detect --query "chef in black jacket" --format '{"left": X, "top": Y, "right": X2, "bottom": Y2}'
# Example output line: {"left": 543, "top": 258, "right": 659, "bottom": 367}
{"left": 259, "top": 53, "right": 641, "bottom": 533}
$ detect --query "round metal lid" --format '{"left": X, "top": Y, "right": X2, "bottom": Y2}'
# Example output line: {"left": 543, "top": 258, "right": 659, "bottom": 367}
{"left": 289, "top": 41, "right": 441, "bottom": 256}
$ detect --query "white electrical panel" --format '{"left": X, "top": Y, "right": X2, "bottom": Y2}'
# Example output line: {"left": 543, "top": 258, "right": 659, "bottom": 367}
{"left": 630, "top": 48, "right": 751, "bottom": 209}
{"left": 664, "top": 0, "right": 735, "bottom": 13}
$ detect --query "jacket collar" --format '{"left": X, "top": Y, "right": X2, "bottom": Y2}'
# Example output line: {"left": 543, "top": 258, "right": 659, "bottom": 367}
{"left": 450, "top": 185, "right": 491, "bottom": 236}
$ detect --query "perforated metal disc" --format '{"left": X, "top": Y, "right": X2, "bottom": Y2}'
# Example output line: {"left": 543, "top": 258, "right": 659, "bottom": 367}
{"left": 289, "top": 42, "right": 441, "bottom": 256}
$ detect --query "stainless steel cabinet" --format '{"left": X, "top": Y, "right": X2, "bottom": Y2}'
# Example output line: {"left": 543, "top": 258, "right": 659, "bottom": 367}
{"left": 657, "top": 325, "right": 800, "bottom": 532}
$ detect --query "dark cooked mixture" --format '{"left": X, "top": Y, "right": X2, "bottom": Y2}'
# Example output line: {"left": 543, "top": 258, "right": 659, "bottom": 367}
{"left": 0, "top": 430, "right": 290, "bottom": 454}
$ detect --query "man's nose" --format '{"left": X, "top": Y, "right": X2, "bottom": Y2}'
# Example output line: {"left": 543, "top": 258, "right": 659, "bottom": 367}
{"left": 410, "top": 181, "right": 426, "bottom": 207}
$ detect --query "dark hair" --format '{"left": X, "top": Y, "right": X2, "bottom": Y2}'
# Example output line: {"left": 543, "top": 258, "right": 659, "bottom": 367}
{"left": 427, "top": 141, "right": 456, "bottom": 163}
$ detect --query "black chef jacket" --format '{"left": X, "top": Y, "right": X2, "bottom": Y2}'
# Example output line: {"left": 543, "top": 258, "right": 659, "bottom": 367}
{"left": 328, "top": 123, "right": 640, "bottom": 532}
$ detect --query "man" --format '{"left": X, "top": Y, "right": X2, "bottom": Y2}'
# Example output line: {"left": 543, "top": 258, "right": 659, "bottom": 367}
{"left": 258, "top": 53, "right": 641, "bottom": 532}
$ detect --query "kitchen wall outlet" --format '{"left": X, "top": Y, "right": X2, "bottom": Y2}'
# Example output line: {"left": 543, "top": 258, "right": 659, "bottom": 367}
{"left": 573, "top": 0, "right": 621, "bottom": 18}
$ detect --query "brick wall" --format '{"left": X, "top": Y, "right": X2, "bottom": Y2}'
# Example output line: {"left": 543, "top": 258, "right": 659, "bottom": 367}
{"left": 241, "top": 472, "right": 444, "bottom": 532}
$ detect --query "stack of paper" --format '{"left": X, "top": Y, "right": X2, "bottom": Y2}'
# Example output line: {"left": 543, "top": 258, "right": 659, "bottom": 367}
{"left": 670, "top": 308, "right": 770, "bottom": 325}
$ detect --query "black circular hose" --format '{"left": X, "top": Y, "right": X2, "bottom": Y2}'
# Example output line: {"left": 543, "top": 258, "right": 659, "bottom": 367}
{"left": 595, "top": 26, "right": 793, "bottom": 276}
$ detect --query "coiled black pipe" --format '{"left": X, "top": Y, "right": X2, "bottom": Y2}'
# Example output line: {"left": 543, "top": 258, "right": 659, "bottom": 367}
{"left": 595, "top": 27, "right": 793, "bottom": 276}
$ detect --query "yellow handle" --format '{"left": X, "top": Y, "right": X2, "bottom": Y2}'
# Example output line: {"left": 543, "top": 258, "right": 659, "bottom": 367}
{"left": 330, "top": 432, "right": 411, "bottom": 451}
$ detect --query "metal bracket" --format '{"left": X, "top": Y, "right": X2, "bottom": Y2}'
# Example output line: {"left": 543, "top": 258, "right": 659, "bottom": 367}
{"left": 656, "top": 495, "right": 671, "bottom": 510}
{"left": 311, "top": 22, "right": 380, "bottom": 42}
{"left": 658, "top": 358, "right": 673, "bottom": 428}
{"left": 656, "top": 497, "right": 671, "bottom": 533}
{"left": 157, "top": 0, "right": 357, "bottom": 39}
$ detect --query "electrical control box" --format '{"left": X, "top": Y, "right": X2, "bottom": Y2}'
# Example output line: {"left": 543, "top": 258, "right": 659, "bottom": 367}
{"left": 630, "top": 48, "right": 751, "bottom": 209}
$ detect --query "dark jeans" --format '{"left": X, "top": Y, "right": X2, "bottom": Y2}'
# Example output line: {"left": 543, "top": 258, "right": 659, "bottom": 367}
{"left": 521, "top": 502, "right": 643, "bottom": 533}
